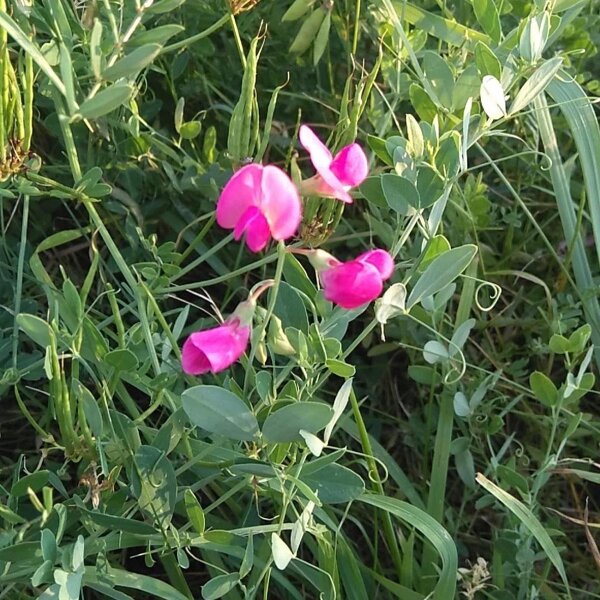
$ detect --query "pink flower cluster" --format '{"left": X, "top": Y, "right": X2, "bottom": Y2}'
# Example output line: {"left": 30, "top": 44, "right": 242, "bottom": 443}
{"left": 182, "top": 126, "right": 394, "bottom": 375}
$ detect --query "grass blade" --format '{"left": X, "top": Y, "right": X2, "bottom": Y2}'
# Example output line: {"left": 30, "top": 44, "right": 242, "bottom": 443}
{"left": 358, "top": 493, "right": 457, "bottom": 599}
{"left": 476, "top": 473, "right": 571, "bottom": 595}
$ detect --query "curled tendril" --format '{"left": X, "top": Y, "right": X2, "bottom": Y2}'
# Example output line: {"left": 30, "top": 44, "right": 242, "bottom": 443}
{"left": 342, "top": 449, "right": 390, "bottom": 485}
{"left": 471, "top": 279, "right": 503, "bottom": 312}
{"left": 443, "top": 347, "right": 467, "bottom": 385}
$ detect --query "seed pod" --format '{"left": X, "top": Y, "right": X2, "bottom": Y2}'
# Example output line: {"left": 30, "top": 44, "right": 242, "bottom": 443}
{"left": 289, "top": 7, "right": 326, "bottom": 55}
{"left": 282, "top": 0, "right": 316, "bottom": 22}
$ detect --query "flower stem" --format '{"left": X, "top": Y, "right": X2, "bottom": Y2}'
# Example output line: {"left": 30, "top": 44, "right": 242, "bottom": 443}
{"left": 349, "top": 388, "right": 404, "bottom": 576}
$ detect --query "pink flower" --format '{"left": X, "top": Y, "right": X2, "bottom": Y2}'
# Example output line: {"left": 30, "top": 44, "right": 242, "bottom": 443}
{"left": 309, "top": 249, "right": 394, "bottom": 309}
{"left": 181, "top": 301, "right": 254, "bottom": 375}
{"left": 299, "top": 125, "right": 369, "bottom": 203}
{"left": 216, "top": 163, "right": 301, "bottom": 252}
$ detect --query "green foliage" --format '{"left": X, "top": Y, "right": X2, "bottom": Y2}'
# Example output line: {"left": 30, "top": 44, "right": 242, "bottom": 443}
{"left": 1, "top": 0, "right": 600, "bottom": 598}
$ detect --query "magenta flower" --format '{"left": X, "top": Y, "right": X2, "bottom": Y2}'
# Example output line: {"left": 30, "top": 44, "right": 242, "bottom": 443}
{"left": 308, "top": 249, "right": 394, "bottom": 309}
{"left": 216, "top": 163, "right": 301, "bottom": 252}
{"left": 181, "top": 301, "right": 255, "bottom": 375}
{"left": 299, "top": 125, "right": 369, "bottom": 203}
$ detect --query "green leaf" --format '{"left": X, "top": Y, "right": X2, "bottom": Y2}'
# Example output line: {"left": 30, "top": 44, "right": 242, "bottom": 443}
{"left": 273, "top": 282, "right": 309, "bottom": 332}
{"left": 128, "top": 24, "right": 185, "bottom": 47}
{"left": 83, "top": 566, "right": 189, "bottom": 600}
{"left": 0, "top": 11, "right": 67, "bottom": 96}
{"left": 104, "top": 349, "right": 139, "bottom": 371}
{"left": 0, "top": 503, "right": 25, "bottom": 524}
{"left": 262, "top": 402, "right": 333, "bottom": 442}
{"left": 102, "top": 44, "right": 162, "bottom": 81}
{"left": 201, "top": 573, "right": 239, "bottom": 599}
{"left": 184, "top": 489, "right": 205, "bottom": 535}
{"left": 416, "top": 166, "right": 445, "bottom": 208}
{"left": 474, "top": 41, "right": 502, "bottom": 80}
{"left": 75, "top": 380, "right": 103, "bottom": 438}
{"left": 476, "top": 474, "right": 570, "bottom": 592}
{"left": 182, "top": 385, "right": 259, "bottom": 441}
{"left": 300, "top": 463, "right": 365, "bottom": 504}
{"left": 549, "top": 333, "right": 570, "bottom": 354}
{"left": 419, "top": 236, "right": 451, "bottom": 272}
{"left": 509, "top": 57, "right": 563, "bottom": 115}
{"left": 131, "top": 446, "right": 177, "bottom": 527}
{"left": 326, "top": 359, "right": 356, "bottom": 378}
{"left": 80, "top": 509, "right": 157, "bottom": 535}
{"left": 422, "top": 51, "right": 454, "bottom": 109}
{"left": 407, "top": 245, "right": 477, "bottom": 309}
{"left": 179, "top": 121, "right": 202, "bottom": 139}
{"left": 16, "top": 314, "right": 54, "bottom": 348}
{"left": 410, "top": 83, "right": 438, "bottom": 121}
{"left": 381, "top": 173, "right": 417, "bottom": 214}
{"left": 405, "top": 114, "right": 424, "bottom": 157}
{"left": 90, "top": 18, "right": 103, "bottom": 79}
{"left": 77, "top": 84, "right": 134, "bottom": 119}
{"left": 529, "top": 371, "right": 558, "bottom": 407}
{"left": 423, "top": 341, "right": 448, "bottom": 364}
{"left": 11, "top": 470, "right": 50, "bottom": 497}
{"left": 472, "top": 0, "right": 501, "bottom": 43}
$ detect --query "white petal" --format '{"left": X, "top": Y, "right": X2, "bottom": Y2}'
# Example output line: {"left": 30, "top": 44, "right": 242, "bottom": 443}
{"left": 480, "top": 75, "right": 507, "bottom": 120}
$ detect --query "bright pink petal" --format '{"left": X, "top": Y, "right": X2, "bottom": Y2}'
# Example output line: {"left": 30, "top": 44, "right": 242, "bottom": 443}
{"left": 181, "top": 322, "right": 250, "bottom": 375}
{"left": 330, "top": 144, "right": 369, "bottom": 187}
{"left": 299, "top": 125, "right": 351, "bottom": 201}
{"left": 233, "top": 206, "right": 271, "bottom": 252}
{"left": 259, "top": 165, "right": 302, "bottom": 241}
{"left": 216, "top": 164, "right": 263, "bottom": 229}
{"left": 320, "top": 261, "right": 383, "bottom": 309}
{"left": 299, "top": 125, "right": 333, "bottom": 170}
{"left": 310, "top": 175, "right": 354, "bottom": 203}
{"left": 357, "top": 249, "right": 394, "bottom": 280}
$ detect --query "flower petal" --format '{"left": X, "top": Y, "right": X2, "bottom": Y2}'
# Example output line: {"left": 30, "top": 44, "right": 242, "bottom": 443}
{"left": 259, "top": 165, "right": 302, "bottom": 241}
{"left": 299, "top": 125, "right": 352, "bottom": 202}
{"left": 356, "top": 249, "right": 394, "bottom": 280}
{"left": 299, "top": 125, "right": 332, "bottom": 171}
{"left": 181, "top": 322, "right": 250, "bottom": 375}
{"left": 330, "top": 143, "right": 369, "bottom": 187}
{"left": 321, "top": 261, "right": 383, "bottom": 309}
{"left": 234, "top": 206, "right": 272, "bottom": 252}
{"left": 216, "top": 164, "right": 263, "bottom": 229}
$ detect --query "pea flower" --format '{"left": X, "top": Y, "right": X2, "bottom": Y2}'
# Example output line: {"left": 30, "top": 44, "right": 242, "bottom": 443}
{"left": 181, "top": 300, "right": 254, "bottom": 375}
{"left": 305, "top": 248, "right": 394, "bottom": 309}
{"left": 216, "top": 163, "right": 301, "bottom": 252}
{"left": 299, "top": 125, "right": 369, "bottom": 203}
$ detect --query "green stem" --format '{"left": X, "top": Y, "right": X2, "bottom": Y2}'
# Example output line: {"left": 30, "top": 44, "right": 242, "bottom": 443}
{"left": 12, "top": 195, "right": 29, "bottom": 369}
{"left": 229, "top": 12, "right": 247, "bottom": 69}
{"left": 243, "top": 242, "right": 286, "bottom": 395}
{"left": 163, "top": 13, "right": 230, "bottom": 54}
{"left": 171, "top": 233, "right": 234, "bottom": 282}
{"left": 161, "top": 252, "right": 279, "bottom": 295}
{"left": 349, "top": 389, "right": 404, "bottom": 577}
{"left": 352, "top": 0, "right": 361, "bottom": 55}
{"left": 420, "top": 393, "right": 453, "bottom": 581}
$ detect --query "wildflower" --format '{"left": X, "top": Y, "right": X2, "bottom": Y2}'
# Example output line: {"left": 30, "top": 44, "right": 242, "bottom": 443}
{"left": 299, "top": 125, "right": 368, "bottom": 203}
{"left": 480, "top": 76, "right": 507, "bottom": 121}
{"left": 181, "top": 300, "right": 254, "bottom": 375}
{"left": 216, "top": 163, "right": 301, "bottom": 252}
{"left": 305, "top": 248, "right": 394, "bottom": 309}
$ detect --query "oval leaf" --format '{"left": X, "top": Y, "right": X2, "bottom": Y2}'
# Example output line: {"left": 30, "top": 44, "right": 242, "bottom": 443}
{"left": 262, "top": 402, "right": 333, "bottom": 443}
{"left": 182, "top": 385, "right": 259, "bottom": 441}
{"left": 407, "top": 245, "right": 477, "bottom": 309}
{"left": 78, "top": 83, "right": 134, "bottom": 119}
